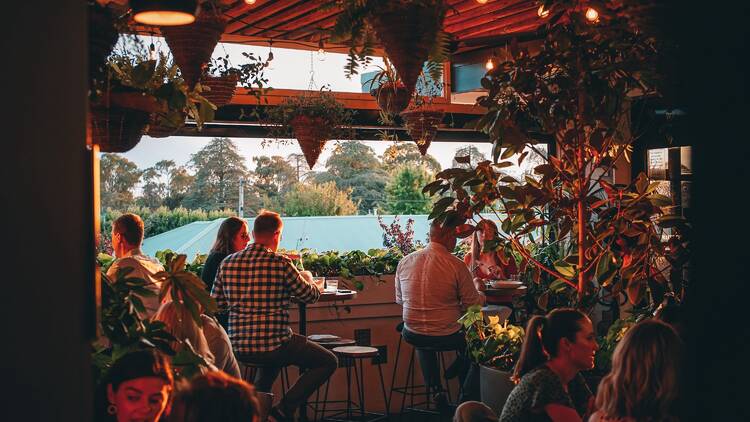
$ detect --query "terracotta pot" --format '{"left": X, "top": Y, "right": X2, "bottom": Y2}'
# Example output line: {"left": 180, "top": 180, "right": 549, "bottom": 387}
{"left": 371, "top": 83, "right": 411, "bottom": 115}
{"left": 88, "top": 3, "right": 118, "bottom": 85}
{"left": 161, "top": 12, "right": 227, "bottom": 88}
{"left": 290, "top": 115, "right": 330, "bottom": 168}
{"left": 90, "top": 106, "right": 150, "bottom": 153}
{"left": 200, "top": 74, "right": 239, "bottom": 107}
{"left": 370, "top": 3, "right": 446, "bottom": 96}
{"left": 400, "top": 109, "right": 444, "bottom": 155}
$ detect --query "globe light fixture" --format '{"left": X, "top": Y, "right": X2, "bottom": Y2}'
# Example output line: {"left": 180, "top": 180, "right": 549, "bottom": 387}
{"left": 131, "top": 0, "right": 197, "bottom": 26}
{"left": 585, "top": 7, "right": 599, "bottom": 22}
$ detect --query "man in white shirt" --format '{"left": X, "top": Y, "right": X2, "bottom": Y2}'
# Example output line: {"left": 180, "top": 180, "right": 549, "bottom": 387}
{"left": 106, "top": 213, "right": 165, "bottom": 319}
{"left": 395, "top": 219, "right": 486, "bottom": 407}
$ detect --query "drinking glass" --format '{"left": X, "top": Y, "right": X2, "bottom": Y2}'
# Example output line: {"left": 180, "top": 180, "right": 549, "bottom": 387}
{"left": 325, "top": 278, "right": 339, "bottom": 292}
{"left": 312, "top": 277, "right": 326, "bottom": 292}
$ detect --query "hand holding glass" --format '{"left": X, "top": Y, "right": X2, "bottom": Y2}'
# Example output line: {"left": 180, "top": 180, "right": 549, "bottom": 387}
{"left": 312, "top": 277, "right": 326, "bottom": 292}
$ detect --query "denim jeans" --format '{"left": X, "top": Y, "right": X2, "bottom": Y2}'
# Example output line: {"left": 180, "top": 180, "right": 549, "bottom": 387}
{"left": 401, "top": 327, "right": 469, "bottom": 397}
{"left": 237, "top": 334, "right": 338, "bottom": 416}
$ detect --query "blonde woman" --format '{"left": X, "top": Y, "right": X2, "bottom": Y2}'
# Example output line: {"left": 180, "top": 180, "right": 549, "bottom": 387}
{"left": 153, "top": 301, "right": 216, "bottom": 370}
{"left": 589, "top": 319, "right": 683, "bottom": 422}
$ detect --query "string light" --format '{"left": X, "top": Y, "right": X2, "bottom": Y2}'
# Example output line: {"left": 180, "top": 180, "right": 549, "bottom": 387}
{"left": 485, "top": 57, "right": 494, "bottom": 70}
{"left": 265, "top": 40, "right": 275, "bottom": 70}
{"left": 149, "top": 42, "right": 157, "bottom": 60}
{"left": 475, "top": 0, "right": 489, "bottom": 3}
{"left": 537, "top": 5, "right": 550, "bottom": 18}
{"left": 244, "top": 0, "right": 257, "bottom": 4}
{"left": 585, "top": 7, "right": 599, "bottom": 22}
{"left": 317, "top": 37, "right": 326, "bottom": 61}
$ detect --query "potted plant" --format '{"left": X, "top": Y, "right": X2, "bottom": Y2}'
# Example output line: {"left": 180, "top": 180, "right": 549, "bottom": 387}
{"left": 160, "top": 0, "right": 229, "bottom": 88}
{"left": 366, "top": 58, "right": 411, "bottom": 116}
{"left": 265, "top": 89, "right": 354, "bottom": 168}
{"left": 400, "top": 74, "right": 445, "bottom": 155}
{"left": 200, "top": 52, "right": 269, "bottom": 108}
{"left": 331, "top": 0, "right": 450, "bottom": 96}
{"left": 459, "top": 304, "right": 524, "bottom": 415}
{"left": 423, "top": 2, "right": 690, "bottom": 310}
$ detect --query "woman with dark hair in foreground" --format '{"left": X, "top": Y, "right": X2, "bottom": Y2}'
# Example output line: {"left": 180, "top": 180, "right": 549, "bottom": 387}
{"left": 168, "top": 371, "right": 261, "bottom": 422}
{"left": 455, "top": 308, "right": 598, "bottom": 422}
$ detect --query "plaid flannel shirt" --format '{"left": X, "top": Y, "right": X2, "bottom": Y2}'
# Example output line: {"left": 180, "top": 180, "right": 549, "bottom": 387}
{"left": 211, "top": 243, "right": 320, "bottom": 354}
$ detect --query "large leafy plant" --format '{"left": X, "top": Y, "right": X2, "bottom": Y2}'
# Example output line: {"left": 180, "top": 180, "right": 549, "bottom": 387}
{"left": 459, "top": 305, "right": 525, "bottom": 372}
{"left": 424, "top": 2, "right": 689, "bottom": 309}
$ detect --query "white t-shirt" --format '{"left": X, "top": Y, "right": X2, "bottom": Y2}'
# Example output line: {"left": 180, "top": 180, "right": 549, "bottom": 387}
{"left": 106, "top": 248, "right": 165, "bottom": 319}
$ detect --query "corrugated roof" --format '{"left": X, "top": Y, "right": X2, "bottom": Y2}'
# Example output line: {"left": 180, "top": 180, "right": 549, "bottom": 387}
{"left": 142, "top": 214, "right": 495, "bottom": 259}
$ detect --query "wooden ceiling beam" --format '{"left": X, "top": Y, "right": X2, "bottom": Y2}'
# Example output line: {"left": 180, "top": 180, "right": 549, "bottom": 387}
{"left": 445, "top": 0, "right": 524, "bottom": 27}
{"left": 241, "top": 1, "right": 335, "bottom": 37}
{"left": 451, "top": 7, "right": 539, "bottom": 39}
{"left": 448, "top": 2, "right": 538, "bottom": 35}
{"left": 225, "top": 0, "right": 307, "bottom": 35}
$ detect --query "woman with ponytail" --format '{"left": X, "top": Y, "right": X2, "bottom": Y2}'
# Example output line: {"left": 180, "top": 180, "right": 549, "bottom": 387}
{"left": 454, "top": 308, "right": 598, "bottom": 422}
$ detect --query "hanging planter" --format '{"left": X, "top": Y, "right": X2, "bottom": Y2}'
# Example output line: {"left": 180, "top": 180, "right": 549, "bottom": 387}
{"left": 146, "top": 110, "right": 186, "bottom": 138}
{"left": 90, "top": 91, "right": 161, "bottom": 152}
{"left": 400, "top": 109, "right": 444, "bottom": 155}
{"left": 372, "top": 83, "right": 411, "bottom": 115}
{"left": 161, "top": 8, "right": 227, "bottom": 88}
{"left": 199, "top": 74, "right": 239, "bottom": 108}
{"left": 88, "top": 2, "right": 119, "bottom": 86}
{"left": 266, "top": 90, "right": 354, "bottom": 168}
{"left": 332, "top": 0, "right": 450, "bottom": 97}
{"left": 290, "top": 115, "right": 330, "bottom": 168}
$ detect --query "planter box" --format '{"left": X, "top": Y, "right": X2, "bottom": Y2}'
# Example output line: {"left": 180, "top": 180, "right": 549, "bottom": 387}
{"left": 480, "top": 365, "right": 515, "bottom": 416}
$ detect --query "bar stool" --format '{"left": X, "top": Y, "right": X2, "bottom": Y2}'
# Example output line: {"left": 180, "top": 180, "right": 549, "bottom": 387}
{"left": 238, "top": 360, "right": 291, "bottom": 400}
{"left": 327, "top": 346, "right": 388, "bottom": 422}
{"left": 399, "top": 344, "right": 463, "bottom": 416}
{"left": 307, "top": 335, "right": 357, "bottom": 421}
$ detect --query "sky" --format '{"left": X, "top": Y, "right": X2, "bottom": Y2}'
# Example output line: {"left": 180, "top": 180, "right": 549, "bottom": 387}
{"left": 114, "top": 38, "right": 495, "bottom": 174}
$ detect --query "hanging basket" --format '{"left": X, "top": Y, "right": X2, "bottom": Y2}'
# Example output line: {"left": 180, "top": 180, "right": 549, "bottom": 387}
{"left": 370, "top": 3, "right": 446, "bottom": 96}
{"left": 88, "top": 3, "right": 118, "bottom": 85}
{"left": 161, "top": 11, "right": 227, "bottom": 88}
{"left": 90, "top": 106, "right": 150, "bottom": 152}
{"left": 371, "top": 83, "right": 411, "bottom": 115}
{"left": 200, "top": 74, "right": 239, "bottom": 107}
{"left": 90, "top": 92, "right": 161, "bottom": 152}
{"left": 290, "top": 115, "right": 331, "bottom": 168}
{"left": 400, "top": 109, "right": 444, "bottom": 155}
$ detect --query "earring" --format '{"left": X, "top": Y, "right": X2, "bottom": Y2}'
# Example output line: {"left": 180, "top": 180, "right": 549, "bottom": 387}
{"left": 107, "top": 403, "right": 117, "bottom": 415}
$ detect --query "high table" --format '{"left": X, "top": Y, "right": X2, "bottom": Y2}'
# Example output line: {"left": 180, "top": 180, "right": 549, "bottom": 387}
{"left": 293, "top": 289, "right": 358, "bottom": 421}
{"left": 483, "top": 286, "right": 527, "bottom": 323}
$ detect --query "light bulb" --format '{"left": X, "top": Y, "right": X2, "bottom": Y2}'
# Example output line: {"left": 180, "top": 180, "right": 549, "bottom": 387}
{"left": 149, "top": 42, "right": 157, "bottom": 60}
{"left": 537, "top": 5, "right": 550, "bottom": 18}
{"left": 475, "top": 0, "right": 489, "bottom": 3}
{"left": 317, "top": 39, "right": 326, "bottom": 61}
{"left": 585, "top": 7, "right": 599, "bottom": 22}
{"left": 244, "top": 0, "right": 256, "bottom": 4}
{"left": 485, "top": 58, "right": 494, "bottom": 70}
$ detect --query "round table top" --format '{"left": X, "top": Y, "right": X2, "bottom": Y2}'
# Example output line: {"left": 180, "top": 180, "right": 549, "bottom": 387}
{"left": 317, "top": 289, "right": 357, "bottom": 302}
{"left": 483, "top": 285, "right": 527, "bottom": 297}
{"left": 332, "top": 345, "right": 379, "bottom": 357}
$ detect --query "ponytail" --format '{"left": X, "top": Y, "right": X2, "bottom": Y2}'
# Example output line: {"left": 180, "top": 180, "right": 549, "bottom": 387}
{"left": 512, "top": 308, "right": 587, "bottom": 383}
{"left": 512, "top": 315, "right": 547, "bottom": 382}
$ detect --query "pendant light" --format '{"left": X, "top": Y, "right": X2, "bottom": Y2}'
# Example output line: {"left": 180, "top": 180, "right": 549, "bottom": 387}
{"left": 131, "top": 0, "right": 197, "bottom": 26}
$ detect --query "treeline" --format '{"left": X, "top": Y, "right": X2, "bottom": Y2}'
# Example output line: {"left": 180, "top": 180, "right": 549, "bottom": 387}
{"left": 102, "top": 137, "right": 490, "bottom": 218}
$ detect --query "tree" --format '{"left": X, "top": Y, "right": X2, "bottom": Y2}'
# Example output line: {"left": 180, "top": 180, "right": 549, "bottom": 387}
{"left": 138, "top": 160, "right": 175, "bottom": 209}
{"left": 286, "top": 153, "right": 313, "bottom": 182}
{"left": 385, "top": 164, "right": 434, "bottom": 214}
{"left": 164, "top": 165, "right": 194, "bottom": 209}
{"left": 452, "top": 145, "right": 487, "bottom": 169}
{"left": 252, "top": 155, "right": 297, "bottom": 203}
{"left": 282, "top": 181, "right": 358, "bottom": 216}
{"left": 100, "top": 153, "right": 141, "bottom": 209}
{"left": 314, "top": 141, "right": 388, "bottom": 213}
{"left": 382, "top": 142, "right": 441, "bottom": 173}
{"left": 183, "top": 137, "right": 249, "bottom": 211}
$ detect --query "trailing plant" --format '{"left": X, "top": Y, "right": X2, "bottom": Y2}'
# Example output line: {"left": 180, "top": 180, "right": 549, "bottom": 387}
{"left": 330, "top": 0, "right": 450, "bottom": 93}
{"left": 265, "top": 88, "right": 354, "bottom": 141}
{"left": 281, "top": 248, "right": 403, "bottom": 290}
{"left": 202, "top": 52, "right": 269, "bottom": 97}
{"left": 423, "top": 2, "right": 689, "bottom": 309}
{"left": 459, "top": 304, "right": 525, "bottom": 371}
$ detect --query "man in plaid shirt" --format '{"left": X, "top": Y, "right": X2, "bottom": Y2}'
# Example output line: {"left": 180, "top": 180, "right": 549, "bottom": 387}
{"left": 211, "top": 211, "right": 337, "bottom": 420}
